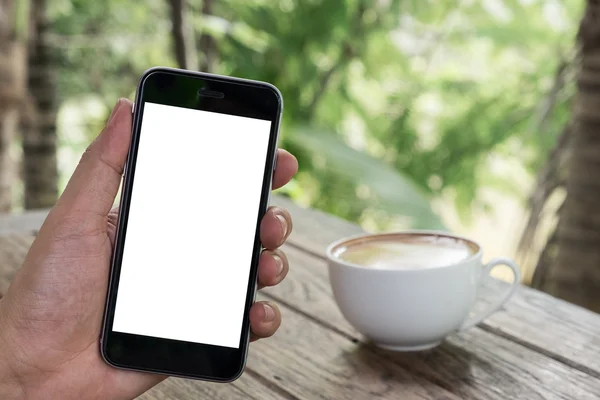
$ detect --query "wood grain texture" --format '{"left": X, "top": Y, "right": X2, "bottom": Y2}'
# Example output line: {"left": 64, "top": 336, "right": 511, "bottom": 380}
{"left": 477, "top": 277, "right": 600, "bottom": 378}
{"left": 272, "top": 195, "right": 600, "bottom": 378}
{"left": 251, "top": 291, "right": 459, "bottom": 400}
{"left": 138, "top": 373, "right": 284, "bottom": 400}
{"left": 0, "top": 208, "right": 47, "bottom": 235}
{"left": 264, "top": 244, "right": 600, "bottom": 399}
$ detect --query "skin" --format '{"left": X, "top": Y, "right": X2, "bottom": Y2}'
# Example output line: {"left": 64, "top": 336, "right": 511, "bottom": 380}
{"left": 0, "top": 99, "right": 298, "bottom": 400}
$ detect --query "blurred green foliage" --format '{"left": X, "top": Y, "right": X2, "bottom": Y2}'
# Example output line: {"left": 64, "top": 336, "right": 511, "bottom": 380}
{"left": 48, "top": 0, "right": 581, "bottom": 230}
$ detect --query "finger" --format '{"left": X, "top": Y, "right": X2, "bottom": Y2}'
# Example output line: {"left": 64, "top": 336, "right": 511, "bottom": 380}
{"left": 260, "top": 206, "right": 293, "bottom": 249}
{"left": 272, "top": 149, "right": 298, "bottom": 190}
{"left": 258, "top": 249, "right": 289, "bottom": 289}
{"left": 249, "top": 301, "right": 281, "bottom": 341}
{"left": 54, "top": 99, "right": 132, "bottom": 217}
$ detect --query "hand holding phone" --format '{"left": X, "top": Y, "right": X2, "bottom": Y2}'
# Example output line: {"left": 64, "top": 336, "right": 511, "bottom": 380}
{"left": 0, "top": 93, "right": 297, "bottom": 400}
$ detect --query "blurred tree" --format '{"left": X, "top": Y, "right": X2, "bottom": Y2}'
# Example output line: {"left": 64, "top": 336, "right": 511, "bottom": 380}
{"left": 198, "top": 0, "right": 216, "bottom": 72}
{"left": 0, "top": 0, "right": 27, "bottom": 211}
{"left": 167, "top": 0, "right": 198, "bottom": 70}
{"left": 531, "top": 0, "right": 600, "bottom": 312}
{"left": 44, "top": 0, "right": 582, "bottom": 236}
{"left": 22, "top": 0, "right": 59, "bottom": 209}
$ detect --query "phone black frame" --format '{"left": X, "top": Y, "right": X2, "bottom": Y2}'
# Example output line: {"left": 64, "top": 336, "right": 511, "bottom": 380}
{"left": 100, "top": 67, "right": 282, "bottom": 382}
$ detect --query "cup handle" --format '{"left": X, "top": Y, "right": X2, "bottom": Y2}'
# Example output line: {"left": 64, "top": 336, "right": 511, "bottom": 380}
{"left": 458, "top": 257, "right": 521, "bottom": 331}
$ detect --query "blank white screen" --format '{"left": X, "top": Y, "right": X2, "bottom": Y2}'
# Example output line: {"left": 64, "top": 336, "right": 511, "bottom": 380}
{"left": 112, "top": 102, "right": 271, "bottom": 349}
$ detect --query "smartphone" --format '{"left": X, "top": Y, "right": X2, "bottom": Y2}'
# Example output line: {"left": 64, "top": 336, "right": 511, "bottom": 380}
{"left": 100, "top": 67, "right": 282, "bottom": 382}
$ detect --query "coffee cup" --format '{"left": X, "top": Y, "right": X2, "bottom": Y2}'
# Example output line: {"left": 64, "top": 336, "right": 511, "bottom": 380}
{"left": 326, "top": 231, "right": 520, "bottom": 351}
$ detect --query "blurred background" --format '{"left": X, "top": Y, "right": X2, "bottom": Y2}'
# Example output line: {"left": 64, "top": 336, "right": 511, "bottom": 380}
{"left": 2, "top": 0, "right": 599, "bottom": 312}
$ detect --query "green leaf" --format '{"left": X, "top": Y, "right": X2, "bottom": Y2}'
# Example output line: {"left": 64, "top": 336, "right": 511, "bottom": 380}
{"left": 289, "top": 127, "right": 446, "bottom": 230}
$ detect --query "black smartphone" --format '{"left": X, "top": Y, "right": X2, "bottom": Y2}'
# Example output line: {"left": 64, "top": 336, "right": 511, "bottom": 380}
{"left": 100, "top": 67, "right": 282, "bottom": 382}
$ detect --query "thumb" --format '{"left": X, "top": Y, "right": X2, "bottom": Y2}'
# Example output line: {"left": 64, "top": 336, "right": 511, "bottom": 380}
{"left": 54, "top": 98, "right": 133, "bottom": 218}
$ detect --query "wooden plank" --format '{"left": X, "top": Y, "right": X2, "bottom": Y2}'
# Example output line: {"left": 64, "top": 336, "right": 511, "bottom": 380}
{"left": 250, "top": 291, "right": 460, "bottom": 400}
{"left": 264, "top": 244, "right": 600, "bottom": 399}
{"left": 477, "top": 278, "right": 600, "bottom": 378}
{"left": 138, "top": 373, "right": 285, "bottom": 400}
{"left": 272, "top": 195, "right": 600, "bottom": 377}
{"left": 0, "top": 209, "right": 48, "bottom": 235}
{"left": 139, "top": 377, "right": 255, "bottom": 400}
{"left": 0, "top": 234, "right": 458, "bottom": 399}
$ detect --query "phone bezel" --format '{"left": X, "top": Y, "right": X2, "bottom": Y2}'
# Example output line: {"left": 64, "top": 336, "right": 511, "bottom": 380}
{"left": 100, "top": 67, "right": 282, "bottom": 382}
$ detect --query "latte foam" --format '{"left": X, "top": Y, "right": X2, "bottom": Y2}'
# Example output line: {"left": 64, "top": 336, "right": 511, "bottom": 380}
{"left": 337, "top": 236, "right": 474, "bottom": 270}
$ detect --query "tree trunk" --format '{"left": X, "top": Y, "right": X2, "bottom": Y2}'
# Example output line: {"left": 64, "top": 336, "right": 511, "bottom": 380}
{"left": 0, "top": 106, "right": 19, "bottom": 212}
{"left": 167, "top": 0, "right": 198, "bottom": 71}
{"left": 21, "top": 0, "right": 58, "bottom": 209}
{"left": 533, "top": 1, "right": 600, "bottom": 312}
{"left": 199, "top": 0, "right": 216, "bottom": 73}
{"left": 0, "top": 0, "right": 26, "bottom": 212}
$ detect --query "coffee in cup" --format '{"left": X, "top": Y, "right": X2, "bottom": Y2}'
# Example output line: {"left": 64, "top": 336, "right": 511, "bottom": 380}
{"left": 336, "top": 235, "right": 476, "bottom": 270}
{"left": 326, "top": 231, "right": 520, "bottom": 351}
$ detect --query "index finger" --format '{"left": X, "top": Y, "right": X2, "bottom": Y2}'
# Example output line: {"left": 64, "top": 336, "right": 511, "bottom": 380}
{"left": 273, "top": 149, "right": 298, "bottom": 190}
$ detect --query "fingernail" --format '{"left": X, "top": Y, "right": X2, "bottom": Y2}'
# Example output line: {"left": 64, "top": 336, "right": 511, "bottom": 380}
{"left": 276, "top": 214, "right": 288, "bottom": 240}
{"left": 107, "top": 99, "right": 124, "bottom": 125}
{"left": 263, "top": 304, "right": 275, "bottom": 322}
{"left": 273, "top": 253, "right": 284, "bottom": 277}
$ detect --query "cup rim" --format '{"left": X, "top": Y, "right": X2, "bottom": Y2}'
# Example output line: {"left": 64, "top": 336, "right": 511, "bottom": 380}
{"left": 325, "top": 230, "right": 483, "bottom": 272}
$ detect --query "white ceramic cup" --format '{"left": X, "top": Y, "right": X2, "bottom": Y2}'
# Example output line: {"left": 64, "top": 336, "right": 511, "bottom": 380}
{"left": 326, "top": 231, "right": 520, "bottom": 351}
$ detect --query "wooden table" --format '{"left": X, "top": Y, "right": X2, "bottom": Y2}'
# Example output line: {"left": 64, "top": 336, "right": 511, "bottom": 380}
{"left": 2, "top": 196, "right": 600, "bottom": 399}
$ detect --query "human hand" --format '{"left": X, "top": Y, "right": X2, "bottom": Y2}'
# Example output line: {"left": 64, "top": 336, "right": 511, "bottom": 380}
{"left": 0, "top": 99, "right": 298, "bottom": 400}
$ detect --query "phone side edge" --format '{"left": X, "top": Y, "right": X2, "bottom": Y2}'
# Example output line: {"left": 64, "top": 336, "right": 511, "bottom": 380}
{"left": 232, "top": 85, "right": 283, "bottom": 380}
